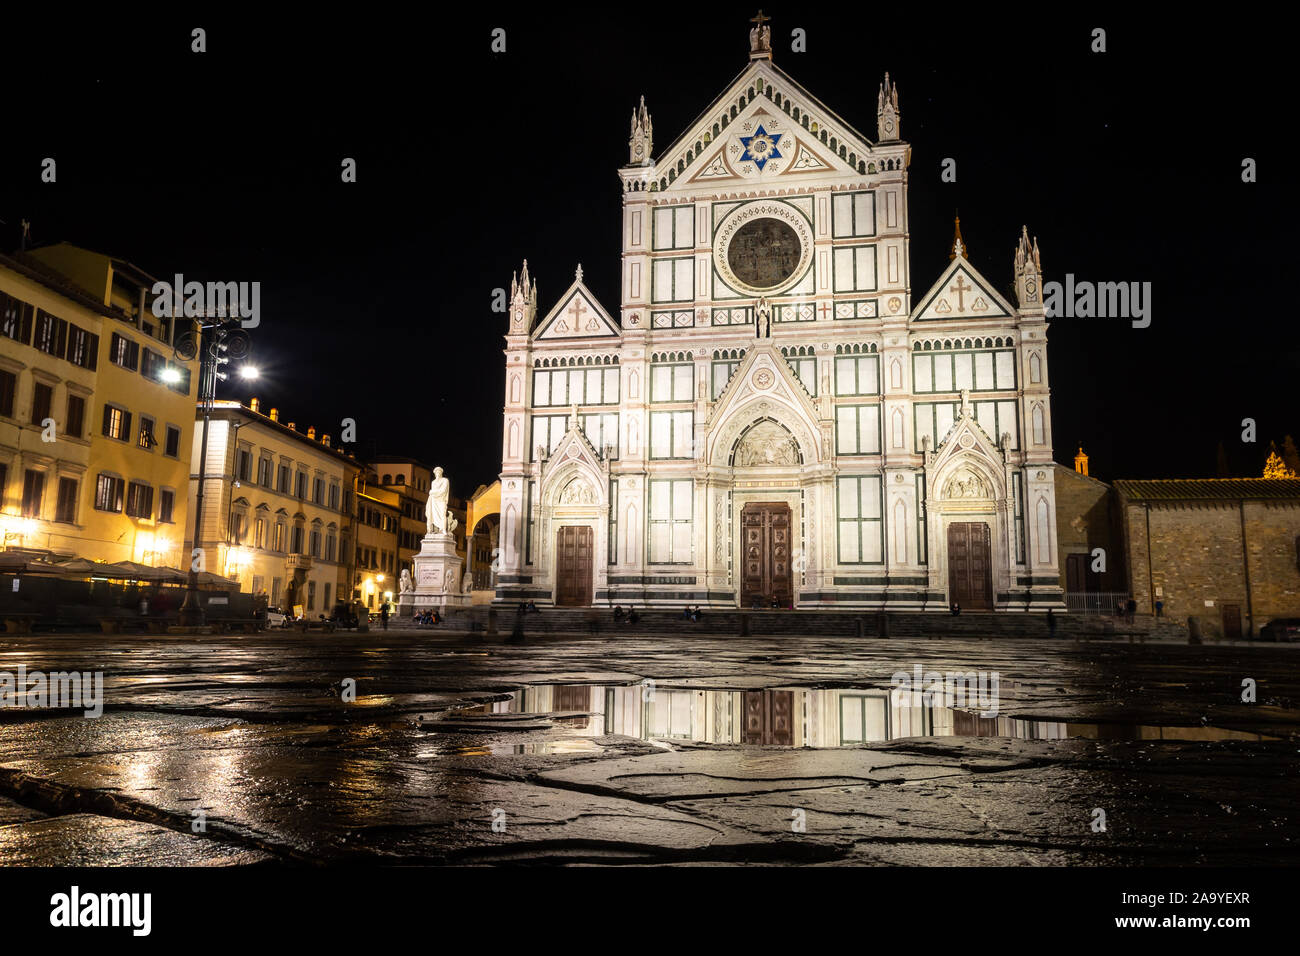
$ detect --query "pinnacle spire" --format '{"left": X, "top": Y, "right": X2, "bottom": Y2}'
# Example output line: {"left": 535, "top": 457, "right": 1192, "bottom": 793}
{"left": 950, "top": 215, "right": 966, "bottom": 260}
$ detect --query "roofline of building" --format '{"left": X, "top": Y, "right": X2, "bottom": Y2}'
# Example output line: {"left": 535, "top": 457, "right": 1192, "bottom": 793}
{"left": 1112, "top": 477, "right": 1300, "bottom": 502}
{"left": 208, "top": 399, "right": 362, "bottom": 467}
{"left": 0, "top": 251, "right": 135, "bottom": 324}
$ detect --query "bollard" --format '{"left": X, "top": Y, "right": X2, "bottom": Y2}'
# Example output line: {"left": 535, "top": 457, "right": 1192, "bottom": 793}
{"left": 1187, "top": 615, "right": 1202, "bottom": 645}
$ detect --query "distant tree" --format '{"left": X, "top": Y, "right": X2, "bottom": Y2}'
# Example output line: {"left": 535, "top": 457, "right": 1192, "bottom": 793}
{"left": 1263, "top": 442, "right": 1297, "bottom": 478}
{"left": 1283, "top": 435, "right": 1300, "bottom": 475}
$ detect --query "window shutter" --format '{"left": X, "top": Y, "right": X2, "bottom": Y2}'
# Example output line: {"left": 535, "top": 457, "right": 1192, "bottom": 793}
{"left": 122, "top": 410, "right": 132, "bottom": 441}
{"left": 101, "top": 404, "right": 112, "bottom": 436}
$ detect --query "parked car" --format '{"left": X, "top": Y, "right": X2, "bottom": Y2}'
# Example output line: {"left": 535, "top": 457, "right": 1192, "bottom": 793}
{"left": 1258, "top": 618, "right": 1300, "bottom": 642}
{"left": 264, "top": 606, "right": 289, "bottom": 628}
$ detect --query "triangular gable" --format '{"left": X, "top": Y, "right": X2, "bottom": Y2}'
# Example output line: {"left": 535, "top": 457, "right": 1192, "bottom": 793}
{"left": 533, "top": 279, "right": 621, "bottom": 340}
{"left": 541, "top": 422, "right": 605, "bottom": 479}
{"left": 932, "top": 407, "right": 1002, "bottom": 462}
{"left": 911, "top": 256, "right": 1015, "bottom": 322}
{"left": 654, "top": 61, "right": 880, "bottom": 193}
{"left": 706, "top": 341, "right": 819, "bottom": 432}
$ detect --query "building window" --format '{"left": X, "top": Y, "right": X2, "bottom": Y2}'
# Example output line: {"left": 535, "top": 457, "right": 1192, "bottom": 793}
{"left": 532, "top": 364, "right": 619, "bottom": 407}
{"left": 159, "top": 489, "right": 175, "bottom": 524}
{"left": 313, "top": 477, "right": 324, "bottom": 504}
{"left": 109, "top": 332, "right": 140, "bottom": 370}
{"left": 54, "top": 477, "right": 78, "bottom": 523}
{"left": 33, "top": 311, "right": 65, "bottom": 357}
{"left": 913, "top": 348, "right": 1016, "bottom": 393}
{"left": 273, "top": 522, "right": 285, "bottom": 552}
{"left": 254, "top": 517, "right": 266, "bottom": 548}
{"left": 0, "top": 369, "right": 15, "bottom": 418}
{"left": 66, "top": 326, "right": 97, "bottom": 370}
{"left": 837, "top": 475, "right": 883, "bottom": 564}
{"left": 94, "top": 474, "right": 125, "bottom": 513}
{"left": 21, "top": 470, "right": 44, "bottom": 517}
{"left": 308, "top": 580, "right": 317, "bottom": 611}
{"left": 651, "top": 257, "right": 694, "bottom": 303}
{"left": 649, "top": 410, "right": 693, "bottom": 459}
{"left": 295, "top": 471, "right": 307, "bottom": 499}
{"left": 972, "top": 400, "right": 1020, "bottom": 450}
{"left": 235, "top": 448, "right": 252, "bottom": 481}
{"left": 652, "top": 205, "right": 695, "bottom": 250}
{"left": 783, "top": 353, "right": 817, "bottom": 396}
{"left": 257, "top": 457, "right": 272, "bottom": 486}
{"left": 65, "top": 394, "right": 85, "bottom": 439}
{"left": 141, "top": 348, "right": 166, "bottom": 383}
{"left": 31, "top": 382, "right": 53, "bottom": 426}
{"left": 913, "top": 402, "right": 960, "bottom": 452}
{"left": 835, "top": 405, "right": 881, "bottom": 455}
{"left": 650, "top": 362, "right": 693, "bottom": 402}
{"left": 164, "top": 365, "right": 191, "bottom": 396}
{"left": 0, "top": 293, "right": 33, "bottom": 344}
{"left": 277, "top": 464, "right": 290, "bottom": 493}
{"left": 325, "top": 532, "right": 336, "bottom": 562}
{"left": 328, "top": 483, "right": 340, "bottom": 510}
{"left": 580, "top": 412, "right": 619, "bottom": 457}
{"left": 832, "top": 246, "right": 877, "bottom": 293}
{"left": 138, "top": 416, "right": 157, "bottom": 450}
{"left": 648, "top": 479, "right": 692, "bottom": 564}
{"left": 834, "top": 354, "right": 879, "bottom": 396}
{"left": 164, "top": 425, "right": 181, "bottom": 458}
{"left": 124, "top": 481, "right": 154, "bottom": 519}
{"left": 831, "top": 191, "right": 876, "bottom": 238}
{"left": 711, "top": 359, "right": 741, "bottom": 399}
{"left": 323, "top": 582, "right": 332, "bottom": 610}
{"left": 102, "top": 404, "right": 131, "bottom": 442}
{"left": 291, "top": 522, "right": 305, "bottom": 554}
{"left": 530, "top": 415, "right": 568, "bottom": 460}
{"left": 310, "top": 528, "right": 322, "bottom": 558}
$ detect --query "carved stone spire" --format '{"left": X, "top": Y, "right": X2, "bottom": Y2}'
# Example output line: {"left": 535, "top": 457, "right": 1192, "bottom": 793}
{"left": 877, "top": 72, "right": 900, "bottom": 141}
{"left": 950, "top": 215, "right": 967, "bottom": 260}
{"left": 628, "top": 96, "right": 653, "bottom": 166}
{"left": 1014, "top": 225, "right": 1043, "bottom": 311}
{"left": 748, "top": 10, "right": 772, "bottom": 60}
{"left": 509, "top": 259, "right": 538, "bottom": 333}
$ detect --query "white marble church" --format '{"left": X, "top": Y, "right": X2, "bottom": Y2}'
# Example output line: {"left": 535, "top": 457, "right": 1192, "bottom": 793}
{"left": 495, "top": 17, "right": 1063, "bottom": 611}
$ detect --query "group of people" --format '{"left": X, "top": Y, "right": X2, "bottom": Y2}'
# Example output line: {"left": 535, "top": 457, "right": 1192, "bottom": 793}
{"left": 1115, "top": 598, "right": 1138, "bottom": 624}
{"left": 412, "top": 608, "right": 440, "bottom": 627}
{"left": 680, "top": 605, "right": 705, "bottom": 623}
{"left": 611, "top": 605, "right": 640, "bottom": 625}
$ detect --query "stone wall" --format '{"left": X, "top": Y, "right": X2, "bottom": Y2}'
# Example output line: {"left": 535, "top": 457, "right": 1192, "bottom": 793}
{"left": 1120, "top": 497, "right": 1300, "bottom": 637}
{"left": 1053, "top": 466, "right": 1123, "bottom": 591}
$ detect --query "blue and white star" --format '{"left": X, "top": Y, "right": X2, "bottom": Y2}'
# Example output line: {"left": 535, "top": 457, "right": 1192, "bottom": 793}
{"left": 738, "top": 124, "right": 782, "bottom": 171}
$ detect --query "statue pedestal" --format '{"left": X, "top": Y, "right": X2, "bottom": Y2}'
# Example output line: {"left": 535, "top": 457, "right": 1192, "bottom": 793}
{"left": 398, "top": 533, "right": 468, "bottom": 615}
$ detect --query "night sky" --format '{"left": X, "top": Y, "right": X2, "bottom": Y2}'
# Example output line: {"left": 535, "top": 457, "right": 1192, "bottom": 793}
{"left": 5, "top": 8, "right": 1291, "bottom": 493}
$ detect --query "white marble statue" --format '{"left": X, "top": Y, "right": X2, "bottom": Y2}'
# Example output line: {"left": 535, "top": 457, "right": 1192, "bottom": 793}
{"left": 425, "top": 467, "right": 450, "bottom": 535}
{"left": 399, "top": 568, "right": 412, "bottom": 593}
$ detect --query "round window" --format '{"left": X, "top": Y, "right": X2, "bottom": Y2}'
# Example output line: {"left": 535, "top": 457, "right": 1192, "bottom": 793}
{"left": 726, "top": 217, "right": 802, "bottom": 291}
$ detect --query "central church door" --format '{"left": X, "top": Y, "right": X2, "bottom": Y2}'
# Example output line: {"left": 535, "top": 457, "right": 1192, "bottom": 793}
{"left": 947, "top": 522, "right": 993, "bottom": 609}
{"left": 555, "top": 526, "right": 593, "bottom": 607}
{"left": 740, "top": 503, "right": 793, "bottom": 608}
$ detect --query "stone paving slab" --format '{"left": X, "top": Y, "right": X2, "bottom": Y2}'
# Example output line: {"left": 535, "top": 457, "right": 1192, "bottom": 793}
{"left": 0, "top": 815, "right": 273, "bottom": 866}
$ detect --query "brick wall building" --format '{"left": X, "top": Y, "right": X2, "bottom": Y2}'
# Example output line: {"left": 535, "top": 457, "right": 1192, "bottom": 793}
{"left": 1114, "top": 479, "right": 1300, "bottom": 638}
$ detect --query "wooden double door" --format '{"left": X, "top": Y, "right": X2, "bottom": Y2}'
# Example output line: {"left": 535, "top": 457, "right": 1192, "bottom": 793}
{"left": 742, "top": 689, "right": 794, "bottom": 745}
{"left": 947, "top": 521, "right": 993, "bottom": 610}
{"left": 554, "top": 525, "right": 593, "bottom": 607}
{"left": 740, "top": 502, "right": 793, "bottom": 609}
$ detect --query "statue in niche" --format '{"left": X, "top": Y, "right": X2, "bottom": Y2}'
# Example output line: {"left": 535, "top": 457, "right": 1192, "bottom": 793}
{"left": 426, "top": 467, "right": 450, "bottom": 535}
{"left": 755, "top": 297, "right": 772, "bottom": 338}
{"left": 399, "top": 569, "right": 412, "bottom": 593}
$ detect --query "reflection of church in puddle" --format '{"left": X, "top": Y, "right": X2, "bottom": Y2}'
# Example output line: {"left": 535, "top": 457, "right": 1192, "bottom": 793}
{"left": 495, "top": 16, "right": 1062, "bottom": 611}
{"left": 477, "top": 685, "right": 1274, "bottom": 748}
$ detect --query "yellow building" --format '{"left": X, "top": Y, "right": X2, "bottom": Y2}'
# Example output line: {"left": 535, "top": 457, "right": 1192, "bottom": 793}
{"left": 189, "top": 399, "right": 361, "bottom": 615}
{"left": 368, "top": 456, "right": 433, "bottom": 580}
{"left": 353, "top": 471, "right": 401, "bottom": 610}
{"left": 0, "top": 245, "right": 198, "bottom": 565}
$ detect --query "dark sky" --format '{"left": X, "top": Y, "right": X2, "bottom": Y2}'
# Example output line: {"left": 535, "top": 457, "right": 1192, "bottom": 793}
{"left": 5, "top": 8, "right": 1292, "bottom": 492}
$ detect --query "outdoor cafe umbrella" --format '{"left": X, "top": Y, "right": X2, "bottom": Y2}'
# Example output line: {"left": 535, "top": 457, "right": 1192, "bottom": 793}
{"left": 0, "top": 553, "right": 67, "bottom": 575}
{"left": 96, "top": 561, "right": 186, "bottom": 584}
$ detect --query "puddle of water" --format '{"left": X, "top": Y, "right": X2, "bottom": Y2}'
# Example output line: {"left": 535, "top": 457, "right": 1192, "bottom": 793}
{"left": 445, "top": 682, "right": 1279, "bottom": 746}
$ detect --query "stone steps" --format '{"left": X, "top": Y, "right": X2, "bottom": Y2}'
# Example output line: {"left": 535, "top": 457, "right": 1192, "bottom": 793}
{"left": 391, "top": 606, "right": 1175, "bottom": 640}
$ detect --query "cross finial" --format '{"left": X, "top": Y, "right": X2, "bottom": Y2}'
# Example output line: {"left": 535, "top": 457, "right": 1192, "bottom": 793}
{"left": 950, "top": 213, "right": 966, "bottom": 261}
{"left": 748, "top": 10, "right": 772, "bottom": 58}
{"left": 750, "top": 9, "right": 770, "bottom": 26}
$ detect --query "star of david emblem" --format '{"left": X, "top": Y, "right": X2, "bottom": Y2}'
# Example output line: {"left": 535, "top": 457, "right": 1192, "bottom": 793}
{"left": 739, "top": 124, "right": 782, "bottom": 171}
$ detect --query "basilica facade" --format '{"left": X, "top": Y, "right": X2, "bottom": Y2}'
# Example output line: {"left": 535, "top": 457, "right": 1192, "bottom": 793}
{"left": 495, "top": 22, "right": 1062, "bottom": 611}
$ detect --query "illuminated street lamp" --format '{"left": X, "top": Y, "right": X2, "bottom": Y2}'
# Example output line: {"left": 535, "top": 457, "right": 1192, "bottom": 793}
{"left": 175, "top": 313, "right": 256, "bottom": 627}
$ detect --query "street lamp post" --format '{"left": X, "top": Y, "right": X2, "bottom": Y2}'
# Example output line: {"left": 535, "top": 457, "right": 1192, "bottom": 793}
{"left": 176, "top": 314, "right": 255, "bottom": 627}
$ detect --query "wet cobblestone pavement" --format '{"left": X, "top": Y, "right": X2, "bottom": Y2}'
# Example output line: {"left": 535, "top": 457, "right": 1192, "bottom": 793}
{"left": 0, "top": 631, "right": 1296, "bottom": 865}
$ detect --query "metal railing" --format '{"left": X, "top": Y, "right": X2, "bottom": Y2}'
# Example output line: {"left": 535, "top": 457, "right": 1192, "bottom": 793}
{"left": 1065, "top": 592, "right": 1132, "bottom": 615}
